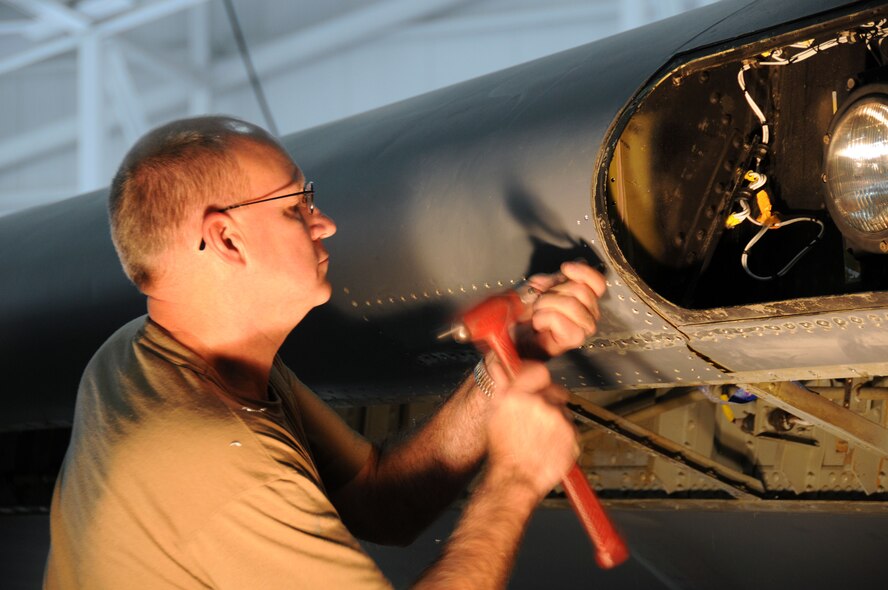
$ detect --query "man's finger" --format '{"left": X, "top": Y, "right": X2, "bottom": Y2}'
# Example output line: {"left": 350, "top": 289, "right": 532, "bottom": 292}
{"left": 539, "top": 281, "right": 600, "bottom": 323}
{"left": 542, "top": 384, "right": 570, "bottom": 405}
{"left": 531, "top": 309, "right": 589, "bottom": 350}
{"left": 503, "top": 360, "right": 552, "bottom": 395}
{"left": 533, "top": 294, "right": 598, "bottom": 335}
{"left": 560, "top": 261, "right": 607, "bottom": 298}
{"left": 526, "top": 272, "right": 564, "bottom": 294}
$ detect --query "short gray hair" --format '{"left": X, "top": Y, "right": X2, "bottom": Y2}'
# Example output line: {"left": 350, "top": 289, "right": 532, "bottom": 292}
{"left": 108, "top": 116, "right": 283, "bottom": 289}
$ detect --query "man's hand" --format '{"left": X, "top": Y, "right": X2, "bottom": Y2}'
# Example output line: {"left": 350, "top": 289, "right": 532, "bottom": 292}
{"left": 413, "top": 362, "right": 578, "bottom": 589}
{"left": 486, "top": 362, "right": 579, "bottom": 503}
{"left": 517, "top": 261, "right": 607, "bottom": 358}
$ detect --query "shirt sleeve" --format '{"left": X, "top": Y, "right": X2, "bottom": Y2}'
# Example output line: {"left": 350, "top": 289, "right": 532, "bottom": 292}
{"left": 183, "top": 475, "right": 393, "bottom": 590}
{"left": 278, "top": 364, "right": 375, "bottom": 494}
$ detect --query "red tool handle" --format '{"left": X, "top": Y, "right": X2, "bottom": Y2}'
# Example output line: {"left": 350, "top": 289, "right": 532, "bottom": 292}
{"left": 464, "top": 293, "right": 629, "bottom": 569}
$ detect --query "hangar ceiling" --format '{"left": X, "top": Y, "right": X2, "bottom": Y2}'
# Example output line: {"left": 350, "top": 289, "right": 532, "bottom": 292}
{"left": 0, "top": 0, "right": 714, "bottom": 216}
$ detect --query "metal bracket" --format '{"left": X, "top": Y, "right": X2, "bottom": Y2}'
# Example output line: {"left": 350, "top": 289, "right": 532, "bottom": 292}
{"left": 739, "top": 381, "right": 888, "bottom": 458}
{"left": 568, "top": 393, "right": 765, "bottom": 500}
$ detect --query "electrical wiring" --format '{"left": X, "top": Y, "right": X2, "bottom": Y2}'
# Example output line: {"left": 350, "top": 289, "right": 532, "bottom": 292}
{"left": 736, "top": 22, "right": 888, "bottom": 151}
{"left": 726, "top": 22, "right": 888, "bottom": 281}
{"left": 741, "top": 216, "right": 825, "bottom": 281}
{"left": 737, "top": 64, "right": 770, "bottom": 145}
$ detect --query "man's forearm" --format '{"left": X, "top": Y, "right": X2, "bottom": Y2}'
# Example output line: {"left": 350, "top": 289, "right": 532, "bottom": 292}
{"left": 334, "top": 369, "right": 493, "bottom": 544}
{"left": 412, "top": 468, "right": 538, "bottom": 590}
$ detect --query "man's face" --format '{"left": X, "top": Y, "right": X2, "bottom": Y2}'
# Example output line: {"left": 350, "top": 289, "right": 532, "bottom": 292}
{"left": 229, "top": 141, "right": 337, "bottom": 317}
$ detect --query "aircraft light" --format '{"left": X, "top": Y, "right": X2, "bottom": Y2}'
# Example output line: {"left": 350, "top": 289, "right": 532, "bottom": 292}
{"left": 824, "top": 88, "right": 888, "bottom": 253}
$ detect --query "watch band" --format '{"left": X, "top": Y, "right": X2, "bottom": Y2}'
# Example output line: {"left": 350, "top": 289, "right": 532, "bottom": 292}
{"left": 473, "top": 359, "right": 496, "bottom": 399}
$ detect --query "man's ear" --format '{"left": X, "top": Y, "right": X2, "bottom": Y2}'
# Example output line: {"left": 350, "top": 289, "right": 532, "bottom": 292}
{"left": 200, "top": 211, "right": 247, "bottom": 265}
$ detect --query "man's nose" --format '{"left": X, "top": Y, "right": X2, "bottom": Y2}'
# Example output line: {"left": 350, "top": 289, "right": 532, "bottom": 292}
{"left": 311, "top": 208, "right": 336, "bottom": 240}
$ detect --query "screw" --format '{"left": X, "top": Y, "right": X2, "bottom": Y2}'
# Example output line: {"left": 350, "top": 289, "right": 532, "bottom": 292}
{"left": 880, "top": 240, "right": 888, "bottom": 253}
{"left": 847, "top": 77, "right": 856, "bottom": 91}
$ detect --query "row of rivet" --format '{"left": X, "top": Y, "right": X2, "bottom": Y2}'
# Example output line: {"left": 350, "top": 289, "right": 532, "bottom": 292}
{"left": 690, "top": 313, "right": 888, "bottom": 340}
{"left": 343, "top": 279, "right": 522, "bottom": 309}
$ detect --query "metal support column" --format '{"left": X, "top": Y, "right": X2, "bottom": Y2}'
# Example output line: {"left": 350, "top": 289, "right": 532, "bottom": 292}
{"left": 105, "top": 42, "right": 148, "bottom": 145}
{"left": 77, "top": 33, "right": 103, "bottom": 193}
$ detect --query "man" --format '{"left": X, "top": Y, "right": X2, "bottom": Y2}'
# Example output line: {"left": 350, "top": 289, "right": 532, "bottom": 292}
{"left": 45, "top": 116, "right": 607, "bottom": 589}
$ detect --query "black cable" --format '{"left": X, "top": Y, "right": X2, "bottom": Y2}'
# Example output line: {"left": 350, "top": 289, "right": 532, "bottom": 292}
{"left": 222, "top": 0, "right": 279, "bottom": 136}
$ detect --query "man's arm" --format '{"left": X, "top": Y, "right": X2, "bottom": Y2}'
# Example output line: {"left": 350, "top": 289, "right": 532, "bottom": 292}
{"left": 301, "top": 262, "right": 605, "bottom": 544}
{"left": 413, "top": 363, "right": 578, "bottom": 589}
{"left": 294, "top": 362, "right": 493, "bottom": 545}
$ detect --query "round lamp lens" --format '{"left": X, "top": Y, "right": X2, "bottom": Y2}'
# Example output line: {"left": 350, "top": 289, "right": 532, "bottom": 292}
{"left": 825, "top": 97, "right": 888, "bottom": 235}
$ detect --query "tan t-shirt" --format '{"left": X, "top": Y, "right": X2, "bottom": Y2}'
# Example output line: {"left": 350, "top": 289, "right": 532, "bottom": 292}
{"left": 44, "top": 316, "right": 392, "bottom": 589}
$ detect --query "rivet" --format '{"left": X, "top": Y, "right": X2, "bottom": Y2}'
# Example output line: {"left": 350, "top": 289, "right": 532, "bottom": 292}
{"left": 230, "top": 441, "right": 242, "bottom": 447}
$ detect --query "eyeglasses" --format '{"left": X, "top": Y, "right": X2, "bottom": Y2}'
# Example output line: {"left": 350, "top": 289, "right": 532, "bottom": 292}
{"left": 199, "top": 181, "right": 315, "bottom": 250}
{"left": 219, "top": 180, "right": 314, "bottom": 214}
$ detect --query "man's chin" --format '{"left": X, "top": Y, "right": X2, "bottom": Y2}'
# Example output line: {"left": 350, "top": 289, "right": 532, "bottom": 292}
{"left": 314, "top": 280, "right": 333, "bottom": 306}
